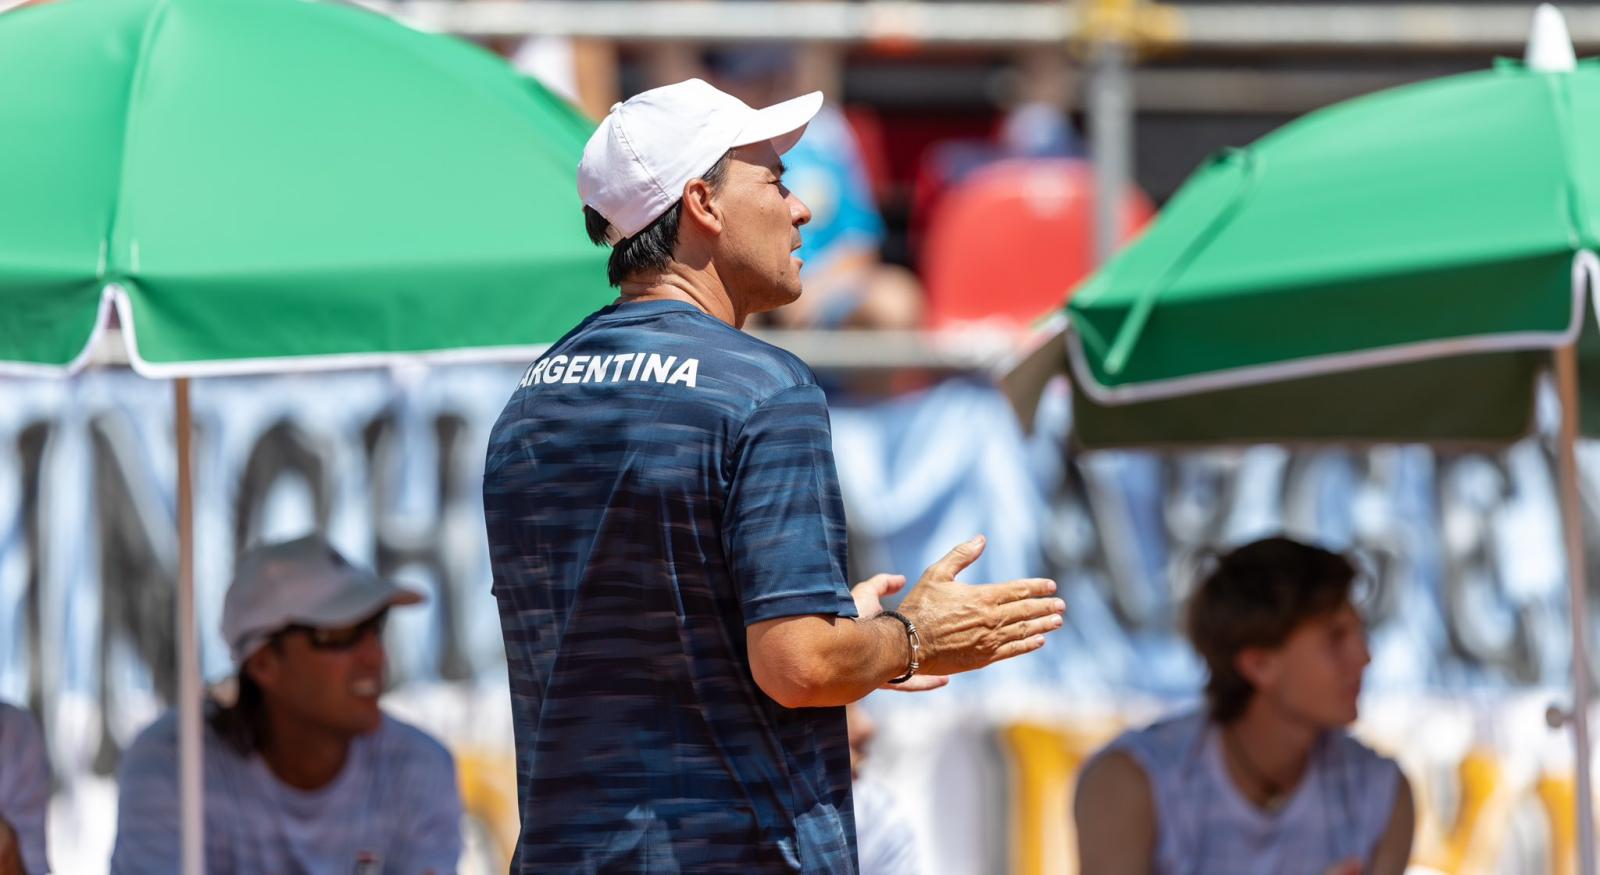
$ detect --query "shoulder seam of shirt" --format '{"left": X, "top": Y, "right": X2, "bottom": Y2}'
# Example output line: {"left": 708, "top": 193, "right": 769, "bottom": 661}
{"left": 723, "top": 382, "right": 826, "bottom": 480}
{"left": 731, "top": 380, "right": 823, "bottom": 435}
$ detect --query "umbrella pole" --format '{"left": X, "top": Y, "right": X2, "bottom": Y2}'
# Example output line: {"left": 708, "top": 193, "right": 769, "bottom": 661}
{"left": 174, "top": 378, "right": 204, "bottom": 875}
{"left": 1557, "top": 343, "right": 1596, "bottom": 875}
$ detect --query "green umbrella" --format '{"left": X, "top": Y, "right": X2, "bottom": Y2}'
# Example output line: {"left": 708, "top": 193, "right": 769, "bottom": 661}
{"left": 1066, "top": 55, "right": 1598, "bottom": 445}
{"left": 0, "top": 0, "right": 608, "bottom": 377}
{"left": 1048, "top": 6, "right": 1600, "bottom": 870}
{"left": 0, "top": 0, "right": 609, "bottom": 870}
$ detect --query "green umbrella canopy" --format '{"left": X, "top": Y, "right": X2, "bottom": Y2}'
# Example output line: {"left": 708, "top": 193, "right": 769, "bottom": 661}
{"left": 1055, "top": 16, "right": 1600, "bottom": 873}
{"left": 0, "top": 0, "right": 610, "bottom": 377}
{"left": 1064, "top": 54, "right": 1600, "bottom": 447}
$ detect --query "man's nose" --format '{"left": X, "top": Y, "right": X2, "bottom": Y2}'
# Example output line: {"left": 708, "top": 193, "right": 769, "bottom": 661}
{"left": 789, "top": 192, "right": 812, "bottom": 227}
{"left": 353, "top": 626, "right": 386, "bottom": 667}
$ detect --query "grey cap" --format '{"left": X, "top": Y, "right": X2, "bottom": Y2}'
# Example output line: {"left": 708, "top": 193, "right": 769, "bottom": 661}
{"left": 221, "top": 534, "right": 423, "bottom": 666}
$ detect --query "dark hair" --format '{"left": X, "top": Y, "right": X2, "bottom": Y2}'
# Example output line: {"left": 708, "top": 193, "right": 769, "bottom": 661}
{"left": 1185, "top": 536, "right": 1357, "bottom": 724}
{"left": 207, "top": 641, "right": 281, "bottom": 756}
{"left": 584, "top": 151, "right": 733, "bottom": 287}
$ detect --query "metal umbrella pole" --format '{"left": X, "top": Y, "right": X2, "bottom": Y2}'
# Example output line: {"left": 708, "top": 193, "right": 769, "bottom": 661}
{"left": 174, "top": 378, "right": 204, "bottom": 875}
{"left": 1555, "top": 342, "right": 1597, "bottom": 875}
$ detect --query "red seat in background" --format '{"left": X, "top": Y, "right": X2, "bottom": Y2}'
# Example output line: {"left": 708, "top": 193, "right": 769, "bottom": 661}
{"left": 919, "top": 158, "right": 1155, "bottom": 331}
{"left": 842, "top": 105, "right": 893, "bottom": 207}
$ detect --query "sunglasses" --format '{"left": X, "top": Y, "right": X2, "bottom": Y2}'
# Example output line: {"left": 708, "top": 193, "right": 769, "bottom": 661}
{"left": 280, "top": 609, "right": 388, "bottom": 651}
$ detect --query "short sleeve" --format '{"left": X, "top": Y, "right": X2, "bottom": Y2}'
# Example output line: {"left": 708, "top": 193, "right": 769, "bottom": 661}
{"left": 0, "top": 707, "right": 51, "bottom": 875}
{"left": 1342, "top": 740, "right": 1403, "bottom": 863}
{"left": 108, "top": 718, "right": 182, "bottom": 875}
{"left": 723, "top": 383, "right": 855, "bottom": 626}
{"left": 392, "top": 732, "right": 464, "bottom": 875}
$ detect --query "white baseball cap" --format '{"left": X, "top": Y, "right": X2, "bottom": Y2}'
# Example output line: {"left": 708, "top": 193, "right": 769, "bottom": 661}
{"left": 221, "top": 534, "right": 423, "bottom": 666}
{"left": 578, "top": 78, "right": 823, "bottom": 244}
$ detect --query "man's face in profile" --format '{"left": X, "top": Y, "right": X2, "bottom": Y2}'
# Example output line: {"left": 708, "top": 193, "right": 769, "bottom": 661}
{"left": 1249, "top": 602, "right": 1371, "bottom": 728}
{"left": 709, "top": 142, "right": 811, "bottom": 317}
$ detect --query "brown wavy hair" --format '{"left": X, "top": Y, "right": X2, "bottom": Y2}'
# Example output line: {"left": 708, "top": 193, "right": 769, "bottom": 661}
{"left": 207, "top": 637, "right": 283, "bottom": 755}
{"left": 1185, "top": 536, "right": 1357, "bottom": 724}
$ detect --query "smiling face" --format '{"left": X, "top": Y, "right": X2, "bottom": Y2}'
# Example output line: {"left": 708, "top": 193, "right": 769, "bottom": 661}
{"left": 706, "top": 141, "right": 812, "bottom": 317}
{"left": 248, "top": 610, "right": 388, "bottom": 740}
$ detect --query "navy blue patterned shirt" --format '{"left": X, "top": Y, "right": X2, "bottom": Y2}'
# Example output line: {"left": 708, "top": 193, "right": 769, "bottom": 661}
{"left": 484, "top": 300, "right": 859, "bottom": 874}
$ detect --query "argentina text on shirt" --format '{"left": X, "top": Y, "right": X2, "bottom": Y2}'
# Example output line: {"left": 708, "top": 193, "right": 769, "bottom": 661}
{"left": 519, "top": 352, "right": 701, "bottom": 390}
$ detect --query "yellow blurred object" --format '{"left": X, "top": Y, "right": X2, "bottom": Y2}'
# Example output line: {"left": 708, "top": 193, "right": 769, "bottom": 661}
{"left": 1074, "top": 0, "right": 1182, "bottom": 56}
{"left": 1537, "top": 773, "right": 1577, "bottom": 875}
{"left": 1413, "top": 750, "right": 1508, "bottom": 875}
{"left": 999, "top": 721, "right": 1120, "bottom": 875}
{"left": 455, "top": 748, "right": 522, "bottom": 870}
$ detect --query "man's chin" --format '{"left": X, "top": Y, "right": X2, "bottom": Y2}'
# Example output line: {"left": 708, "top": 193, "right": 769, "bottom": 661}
{"left": 755, "top": 286, "right": 805, "bottom": 317}
{"left": 338, "top": 705, "right": 384, "bottom": 737}
{"left": 1328, "top": 700, "right": 1360, "bottom": 727}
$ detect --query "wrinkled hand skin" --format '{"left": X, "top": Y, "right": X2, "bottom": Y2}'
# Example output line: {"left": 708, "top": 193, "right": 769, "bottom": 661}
{"left": 895, "top": 535, "right": 1066, "bottom": 677}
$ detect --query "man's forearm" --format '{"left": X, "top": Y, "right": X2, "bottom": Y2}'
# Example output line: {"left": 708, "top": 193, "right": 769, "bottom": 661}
{"left": 747, "top": 613, "right": 912, "bottom": 709}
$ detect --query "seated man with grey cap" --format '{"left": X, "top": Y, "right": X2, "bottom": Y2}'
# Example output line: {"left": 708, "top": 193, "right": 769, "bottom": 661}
{"left": 110, "top": 535, "right": 463, "bottom": 875}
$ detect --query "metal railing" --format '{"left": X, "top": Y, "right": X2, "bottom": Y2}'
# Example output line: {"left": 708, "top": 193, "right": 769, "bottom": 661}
{"left": 359, "top": 1, "right": 1600, "bottom": 52}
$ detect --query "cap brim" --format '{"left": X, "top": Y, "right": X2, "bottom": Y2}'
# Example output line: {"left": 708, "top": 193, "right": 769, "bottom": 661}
{"left": 293, "top": 577, "right": 426, "bottom": 631}
{"left": 731, "top": 90, "right": 824, "bottom": 156}
{"left": 229, "top": 584, "right": 422, "bottom": 666}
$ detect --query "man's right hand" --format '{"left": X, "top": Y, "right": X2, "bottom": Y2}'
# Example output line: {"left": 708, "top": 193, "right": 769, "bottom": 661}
{"left": 898, "top": 535, "right": 1064, "bottom": 676}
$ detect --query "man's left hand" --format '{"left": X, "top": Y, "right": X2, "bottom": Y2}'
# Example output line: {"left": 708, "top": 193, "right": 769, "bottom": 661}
{"left": 850, "top": 574, "right": 949, "bottom": 693}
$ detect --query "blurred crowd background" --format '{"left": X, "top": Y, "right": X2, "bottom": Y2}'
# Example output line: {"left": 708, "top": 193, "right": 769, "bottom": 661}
{"left": 6, "top": 0, "right": 1600, "bottom": 872}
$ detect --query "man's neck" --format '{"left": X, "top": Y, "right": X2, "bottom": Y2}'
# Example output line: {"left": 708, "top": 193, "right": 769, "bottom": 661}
{"left": 1217, "top": 701, "right": 1320, "bottom": 807}
{"left": 617, "top": 265, "right": 744, "bottom": 328}
{"left": 259, "top": 710, "right": 352, "bottom": 791}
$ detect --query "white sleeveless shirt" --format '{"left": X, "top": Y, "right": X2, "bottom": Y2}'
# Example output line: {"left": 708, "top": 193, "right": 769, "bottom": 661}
{"left": 1100, "top": 709, "right": 1400, "bottom": 875}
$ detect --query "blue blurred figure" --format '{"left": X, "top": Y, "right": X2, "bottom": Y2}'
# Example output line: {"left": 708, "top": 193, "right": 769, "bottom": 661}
{"left": 0, "top": 703, "right": 49, "bottom": 875}
{"left": 707, "top": 47, "right": 924, "bottom": 330}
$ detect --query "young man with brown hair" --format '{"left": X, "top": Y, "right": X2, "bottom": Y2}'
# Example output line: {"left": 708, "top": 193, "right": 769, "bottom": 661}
{"left": 1075, "top": 536, "right": 1414, "bottom": 875}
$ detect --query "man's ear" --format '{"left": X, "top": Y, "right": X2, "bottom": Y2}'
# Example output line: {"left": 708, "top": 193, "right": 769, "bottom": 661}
{"left": 680, "top": 177, "right": 724, "bottom": 237}
{"left": 1234, "top": 646, "right": 1277, "bottom": 690}
{"left": 245, "top": 646, "right": 282, "bottom": 693}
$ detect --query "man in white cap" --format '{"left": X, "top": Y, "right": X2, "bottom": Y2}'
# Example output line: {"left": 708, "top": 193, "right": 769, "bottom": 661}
{"left": 485, "top": 78, "right": 1065, "bottom": 873}
{"left": 110, "top": 534, "right": 463, "bottom": 875}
